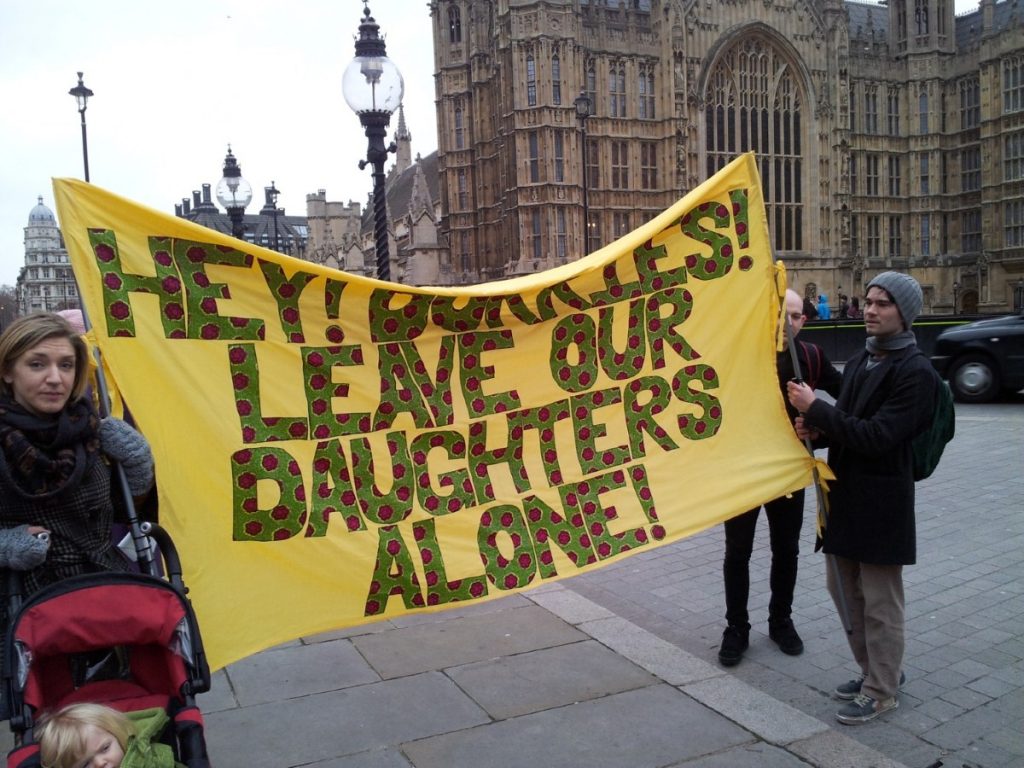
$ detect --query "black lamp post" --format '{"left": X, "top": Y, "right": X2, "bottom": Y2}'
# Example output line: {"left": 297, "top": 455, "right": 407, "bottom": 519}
{"left": 216, "top": 146, "right": 253, "bottom": 240}
{"left": 343, "top": 1, "right": 404, "bottom": 281}
{"left": 266, "top": 181, "right": 281, "bottom": 253}
{"left": 574, "top": 92, "right": 592, "bottom": 253}
{"left": 68, "top": 72, "right": 93, "bottom": 182}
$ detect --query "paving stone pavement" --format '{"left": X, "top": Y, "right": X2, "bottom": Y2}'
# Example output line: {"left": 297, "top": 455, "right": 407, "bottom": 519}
{"left": 564, "top": 397, "right": 1024, "bottom": 768}
{"left": 2, "top": 399, "right": 1018, "bottom": 767}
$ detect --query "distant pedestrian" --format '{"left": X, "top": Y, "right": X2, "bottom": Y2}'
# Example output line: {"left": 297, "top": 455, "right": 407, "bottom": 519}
{"left": 838, "top": 294, "right": 850, "bottom": 319}
{"left": 787, "top": 271, "right": 937, "bottom": 725}
{"left": 718, "top": 290, "right": 842, "bottom": 667}
{"left": 848, "top": 296, "right": 862, "bottom": 319}
{"left": 802, "top": 297, "right": 818, "bottom": 321}
{"left": 816, "top": 295, "right": 831, "bottom": 320}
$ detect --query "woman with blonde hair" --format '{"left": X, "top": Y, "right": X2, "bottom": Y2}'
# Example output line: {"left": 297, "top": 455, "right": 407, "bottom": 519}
{"left": 0, "top": 312, "right": 153, "bottom": 599}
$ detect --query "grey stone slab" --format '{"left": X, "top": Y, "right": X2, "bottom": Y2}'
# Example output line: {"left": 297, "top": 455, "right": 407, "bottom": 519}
{"left": 386, "top": 593, "right": 532, "bottom": 628}
{"left": 303, "top": 748, "right": 412, "bottom": 768}
{"left": 580, "top": 615, "right": 724, "bottom": 685}
{"left": 787, "top": 730, "right": 912, "bottom": 768}
{"left": 666, "top": 742, "right": 813, "bottom": 767}
{"left": 196, "top": 668, "right": 238, "bottom": 713}
{"left": 682, "top": 676, "right": 829, "bottom": 745}
{"left": 526, "top": 583, "right": 616, "bottom": 624}
{"left": 224, "top": 637, "right": 380, "bottom": 706}
{"left": 352, "top": 603, "right": 585, "bottom": 679}
{"left": 446, "top": 639, "right": 657, "bottom": 719}
{"left": 401, "top": 684, "right": 752, "bottom": 768}
{"left": 303, "top": 619, "right": 396, "bottom": 642}
{"left": 204, "top": 672, "right": 489, "bottom": 768}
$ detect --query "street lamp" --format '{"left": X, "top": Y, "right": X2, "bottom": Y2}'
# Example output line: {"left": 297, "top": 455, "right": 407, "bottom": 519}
{"left": 342, "top": 1, "right": 404, "bottom": 281}
{"left": 574, "top": 92, "right": 592, "bottom": 254}
{"left": 215, "top": 146, "right": 253, "bottom": 240}
{"left": 266, "top": 181, "right": 281, "bottom": 253}
{"left": 68, "top": 72, "right": 93, "bottom": 182}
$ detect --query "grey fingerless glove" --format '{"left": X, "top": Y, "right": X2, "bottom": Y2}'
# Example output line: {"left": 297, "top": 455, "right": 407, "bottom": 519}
{"left": 99, "top": 418, "right": 155, "bottom": 496}
{"left": 0, "top": 526, "right": 48, "bottom": 570}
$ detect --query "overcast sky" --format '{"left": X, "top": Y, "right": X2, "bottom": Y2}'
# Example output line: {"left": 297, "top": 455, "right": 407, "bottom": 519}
{"left": 0, "top": 0, "right": 980, "bottom": 288}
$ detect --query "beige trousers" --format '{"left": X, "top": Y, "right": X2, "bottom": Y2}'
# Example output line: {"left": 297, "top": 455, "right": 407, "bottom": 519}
{"left": 826, "top": 554, "right": 905, "bottom": 701}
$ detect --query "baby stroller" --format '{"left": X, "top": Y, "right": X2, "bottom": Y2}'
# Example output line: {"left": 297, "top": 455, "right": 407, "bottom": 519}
{"left": 1, "top": 524, "right": 211, "bottom": 767}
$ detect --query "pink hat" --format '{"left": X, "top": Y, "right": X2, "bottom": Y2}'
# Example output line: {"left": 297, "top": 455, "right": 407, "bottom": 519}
{"left": 56, "top": 309, "right": 86, "bottom": 334}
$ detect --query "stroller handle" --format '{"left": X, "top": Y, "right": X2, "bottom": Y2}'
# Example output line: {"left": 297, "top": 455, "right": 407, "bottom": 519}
{"left": 143, "top": 523, "right": 187, "bottom": 594}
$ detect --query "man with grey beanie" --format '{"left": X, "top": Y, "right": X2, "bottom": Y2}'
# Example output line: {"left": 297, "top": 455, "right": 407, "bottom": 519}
{"left": 786, "top": 271, "right": 938, "bottom": 725}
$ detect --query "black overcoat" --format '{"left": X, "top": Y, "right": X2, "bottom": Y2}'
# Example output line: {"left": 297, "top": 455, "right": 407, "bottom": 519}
{"left": 802, "top": 346, "right": 936, "bottom": 565}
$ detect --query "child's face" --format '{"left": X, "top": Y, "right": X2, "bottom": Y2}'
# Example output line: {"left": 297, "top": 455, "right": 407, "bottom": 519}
{"left": 75, "top": 724, "right": 124, "bottom": 768}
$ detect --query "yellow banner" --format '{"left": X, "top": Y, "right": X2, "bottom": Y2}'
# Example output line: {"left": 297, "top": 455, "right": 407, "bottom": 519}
{"left": 53, "top": 153, "right": 813, "bottom": 670}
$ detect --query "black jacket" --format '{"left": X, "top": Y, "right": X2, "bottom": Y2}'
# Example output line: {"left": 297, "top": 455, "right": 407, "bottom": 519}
{"left": 803, "top": 346, "right": 936, "bottom": 565}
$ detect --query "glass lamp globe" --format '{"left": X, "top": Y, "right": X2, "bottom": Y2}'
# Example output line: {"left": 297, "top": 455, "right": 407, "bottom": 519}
{"left": 216, "top": 175, "right": 253, "bottom": 211}
{"left": 342, "top": 54, "right": 404, "bottom": 114}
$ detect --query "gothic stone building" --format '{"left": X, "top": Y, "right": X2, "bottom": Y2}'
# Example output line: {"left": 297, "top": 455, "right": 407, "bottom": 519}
{"left": 431, "top": 0, "right": 1024, "bottom": 313}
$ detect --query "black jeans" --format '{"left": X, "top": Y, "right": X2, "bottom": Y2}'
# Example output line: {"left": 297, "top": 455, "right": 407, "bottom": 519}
{"left": 723, "top": 489, "right": 805, "bottom": 628}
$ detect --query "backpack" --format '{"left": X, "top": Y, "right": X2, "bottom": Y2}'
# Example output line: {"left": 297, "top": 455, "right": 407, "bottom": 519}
{"left": 911, "top": 368, "right": 955, "bottom": 481}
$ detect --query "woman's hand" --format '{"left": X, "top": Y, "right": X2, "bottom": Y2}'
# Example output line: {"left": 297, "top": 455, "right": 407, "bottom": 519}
{"left": 0, "top": 525, "right": 50, "bottom": 570}
{"left": 99, "top": 418, "right": 154, "bottom": 495}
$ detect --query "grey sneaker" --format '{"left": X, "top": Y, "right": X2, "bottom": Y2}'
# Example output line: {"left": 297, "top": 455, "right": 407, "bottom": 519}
{"left": 833, "top": 671, "right": 906, "bottom": 701}
{"left": 836, "top": 693, "right": 899, "bottom": 725}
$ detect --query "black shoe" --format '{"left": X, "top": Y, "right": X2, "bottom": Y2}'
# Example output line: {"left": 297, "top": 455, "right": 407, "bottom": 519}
{"left": 718, "top": 625, "right": 749, "bottom": 667}
{"left": 768, "top": 618, "right": 804, "bottom": 656}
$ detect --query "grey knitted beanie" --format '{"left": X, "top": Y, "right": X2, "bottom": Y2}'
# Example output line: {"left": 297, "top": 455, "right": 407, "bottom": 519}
{"left": 867, "top": 271, "right": 923, "bottom": 329}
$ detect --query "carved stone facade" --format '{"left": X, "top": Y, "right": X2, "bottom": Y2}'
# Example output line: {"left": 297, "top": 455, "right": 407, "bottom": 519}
{"left": 430, "top": 0, "right": 1024, "bottom": 312}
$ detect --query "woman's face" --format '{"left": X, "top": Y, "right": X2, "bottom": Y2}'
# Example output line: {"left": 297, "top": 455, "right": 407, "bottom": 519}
{"left": 2, "top": 337, "right": 77, "bottom": 417}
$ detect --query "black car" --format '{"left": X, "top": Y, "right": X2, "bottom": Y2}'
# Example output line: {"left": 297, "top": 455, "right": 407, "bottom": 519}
{"left": 930, "top": 310, "right": 1024, "bottom": 402}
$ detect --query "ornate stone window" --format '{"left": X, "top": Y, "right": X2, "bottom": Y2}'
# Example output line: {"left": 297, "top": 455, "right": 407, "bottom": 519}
{"left": 887, "top": 88, "right": 900, "bottom": 136}
{"left": 888, "top": 215, "right": 903, "bottom": 258}
{"left": 610, "top": 63, "right": 626, "bottom": 117}
{"left": 448, "top": 6, "right": 461, "bottom": 44}
{"left": 1003, "top": 56, "right": 1024, "bottom": 114}
{"left": 704, "top": 35, "right": 805, "bottom": 251}
{"left": 454, "top": 106, "right": 465, "bottom": 149}
{"left": 552, "top": 54, "right": 562, "bottom": 105}
{"left": 586, "top": 62, "right": 597, "bottom": 112}
{"left": 864, "top": 86, "right": 879, "bottom": 134}
{"left": 638, "top": 67, "right": 655, "bottom": 119}
{"left": 959, "top": 77, "right": 980, "bottom": 130}
{"left": 527, "top": 54, "right": 537, "bottom": 106}
{"left": 1005, "top": 130, "right": 1024, "bottom": 181}
{"left": 961, "top": 209, "right": 982, "bottom": 253}
{"left": 1005, "top": 200, "right": 1024, "bottom": 247}
{"left": 914, "top": 0, "right": 929, "bottom": 37}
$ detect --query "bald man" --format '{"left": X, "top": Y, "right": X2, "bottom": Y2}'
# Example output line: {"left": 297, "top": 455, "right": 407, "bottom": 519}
{"left": 718, "top": 289, "right": 842, "bottom": 667}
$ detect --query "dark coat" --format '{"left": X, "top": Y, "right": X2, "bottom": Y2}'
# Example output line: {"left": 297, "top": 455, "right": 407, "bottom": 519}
{"left": 802, "top": 346, "right": 936, "bottom": 565}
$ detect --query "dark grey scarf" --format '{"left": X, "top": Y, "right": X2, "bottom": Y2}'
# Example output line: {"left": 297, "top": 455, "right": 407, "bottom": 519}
{"left": 865, "top": 330, "right": 917, "bottom": 356}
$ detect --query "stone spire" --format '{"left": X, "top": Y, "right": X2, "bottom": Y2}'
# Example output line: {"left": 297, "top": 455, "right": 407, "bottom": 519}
{"left": 394, "top": 104, "right": 413, "bottom": 174}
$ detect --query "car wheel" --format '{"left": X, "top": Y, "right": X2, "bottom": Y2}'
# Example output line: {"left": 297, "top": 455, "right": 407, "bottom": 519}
{"left": 949, "top": 354, "right": 1000, "bottom": 403}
